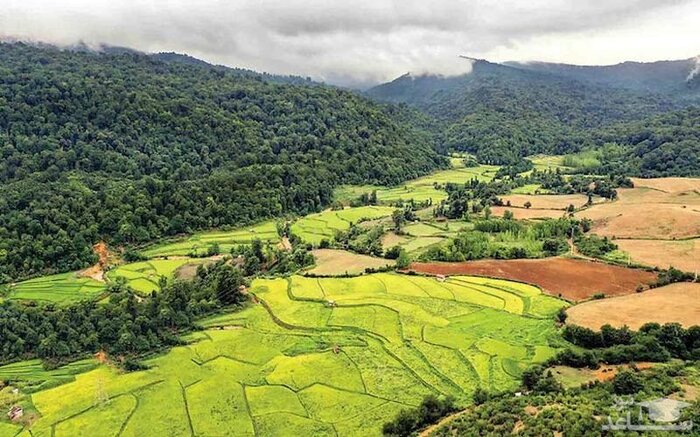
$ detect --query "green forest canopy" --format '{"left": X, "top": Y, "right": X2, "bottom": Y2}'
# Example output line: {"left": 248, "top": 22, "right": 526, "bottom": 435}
{"left": 0, "top": 43, "right": 446, "bottom": 281}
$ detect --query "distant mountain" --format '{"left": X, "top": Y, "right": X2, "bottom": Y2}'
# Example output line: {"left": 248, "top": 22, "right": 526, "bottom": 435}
{"left": 367, "top": 59, "right": 677, "bottom": 164}
{"left": 152, "top": 51, "right": 317, "bottom": 86}
{"left": 505, "top": 57, "right": 700, "bottom": 98}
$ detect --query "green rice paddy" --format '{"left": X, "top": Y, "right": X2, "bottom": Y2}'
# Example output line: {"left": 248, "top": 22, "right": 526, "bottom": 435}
{"left": 291, "top": 206, "right": 395, "bottom": 245}
{"left": 141, "top": 221, "right": 280, "bottom": 258}
{"left": 0, "top": 273, "right": 107, "bottom": 305}
{"left": 3, "top": 273, "right": 568, "bottom": 436}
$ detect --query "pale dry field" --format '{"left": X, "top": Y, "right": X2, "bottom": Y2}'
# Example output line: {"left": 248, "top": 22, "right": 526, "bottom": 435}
{"left": 491, "top": 206, "right": 566, "bottom": 220}
{"left": 576, "top": 184, "right": 700, "bottom": 239}
{"left": 566, "top": 282, "right": 700, "bottom": 330}
{"left": 615, "top": 238, "right": 699, "bottom": 273}
{"left": 306, "top": 249, "right": 394, "bottom": 275}
{"left": 630, "top": 177, "right": 700, "bottom": 193}
{"left": 499, "top": 194, "right": 590, "bottom": 210}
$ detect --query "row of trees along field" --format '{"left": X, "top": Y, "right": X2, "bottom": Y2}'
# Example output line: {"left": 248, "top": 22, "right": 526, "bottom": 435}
{"left": 0, "top": 43, "right": 447, "bottom": 282}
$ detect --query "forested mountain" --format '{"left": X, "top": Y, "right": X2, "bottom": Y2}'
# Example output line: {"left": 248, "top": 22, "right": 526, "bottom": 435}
{"left": 0, "top": 43, "right": 446, "bottom": 281}
{"left": 506, "top": 57, "right": 700, "bottom": 98}
{"left": 589, "top": 107, "right": 700, "bottom": 177}
{"left": 367, "top": 60, "right": 678, "bottom": 164}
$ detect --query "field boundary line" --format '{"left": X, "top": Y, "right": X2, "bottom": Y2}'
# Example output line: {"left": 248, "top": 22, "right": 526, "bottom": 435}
{"left": 179, "top": 381, "right": 195, "bottom": 436}
{"left": 300, "top": 381, "right": 416, "bottom": 408}
{"left": 340, "top": 350, "right": 368, "bottom": 394}
{"left": 402, "top": 342, "right": 464, "bottom": 396}
{"left": 240, "top": 383, "right": 258, "bottom": 436}
{"left": 117, "top": 393, "right": 140, "bottom": 437}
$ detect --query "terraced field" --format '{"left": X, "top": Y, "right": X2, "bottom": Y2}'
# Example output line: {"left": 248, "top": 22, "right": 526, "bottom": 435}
{"left": 0, "top": 273, "right": 106, "bottom": 305}
{"left": 6, "top": 273, "right": 567, "bottom": 436}
{"left": 106, "top": 259, "right": 196, "bottom": 294}
{"left": 142, "top": 221, "right": 280, "bottom": 258}
{"left": 291, "top": 206, "right": 395, "bottom": 245}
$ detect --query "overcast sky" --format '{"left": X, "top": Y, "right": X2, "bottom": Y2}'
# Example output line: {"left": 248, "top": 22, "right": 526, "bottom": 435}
{"left": 1, "top": 0, "right": 699, "bottom": 88}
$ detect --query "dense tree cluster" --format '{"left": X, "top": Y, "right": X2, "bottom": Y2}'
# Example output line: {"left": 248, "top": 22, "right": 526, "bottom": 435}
{"left": 421, "top": 217, "right": 583, "bottom": 262}
{"left": 589, "top": 107, "right": 700, "bottom": 177}
{"left": 574, "top": 235, "right": 617, "bottom": 258}
{"left": 0, "top": 43, "right": 447, "bottom": 281}
{"left": 562, "top": 322, "right": 700, "bottom": 363}
{"left": 0, "top": 260, "right": 246, "bottom": 366}
{"left": 382, "top": 395, "right": 457, "bottom": 437}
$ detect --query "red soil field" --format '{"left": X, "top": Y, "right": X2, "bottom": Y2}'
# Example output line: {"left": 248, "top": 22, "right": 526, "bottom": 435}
{"left": 408, "top": 258, "right": 658, "bottom": 301}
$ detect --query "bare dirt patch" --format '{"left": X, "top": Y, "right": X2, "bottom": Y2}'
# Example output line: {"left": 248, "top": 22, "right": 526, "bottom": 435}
{"left": 278, "top": 236, "right": 293, "bottom": 251}
{"left": 381, "top": 232, "right": 411, "bottom": 248}
{"left": 174, "top": 262, "right": 202, "bottom": 281}
{"left": 77, "top": 241, "right": 115, "bottom": 282}
{"left": 307, "top": 249, "right": 394, "bottom": 276}
{"left": 491, "top": 206, "right": 565, "bottom": 220}
{"left": 566, "top": 282, "right": 700, "bottom": 330}
{"left": 499, "top": 194, "right": 590, "bottom": 210}
{"left": 408, "top": 258, "right": 657, "bottom": 301}
{"left": 615, "top": 238, "right": 699, "bottom": 272}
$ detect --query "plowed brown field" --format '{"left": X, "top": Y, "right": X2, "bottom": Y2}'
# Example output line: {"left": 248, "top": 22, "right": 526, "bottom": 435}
{"left": 408, "top": 258, "right": 657, "bottom": 301}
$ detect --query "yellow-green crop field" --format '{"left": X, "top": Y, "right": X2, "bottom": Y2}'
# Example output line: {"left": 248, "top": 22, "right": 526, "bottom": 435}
{"left": 106, "top": 259, "right": 195, "bottom": 294}
{"left": 3, "top": 273, "right": 568, "bottom": 436}
{"left": 334, "top": 163, "right": 500, "bottom": 205}
{"left": 291, "top": 206, "right": 395, "bottom": 245}
{"left": 141, "top": 221, "right": 279, "bottom": 258}
{"left": 0, "top": 273, "right": 106, "bottom": 305}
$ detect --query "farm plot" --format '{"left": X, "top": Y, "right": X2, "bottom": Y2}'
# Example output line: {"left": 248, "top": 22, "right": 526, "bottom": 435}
{"left": 106, "top": 259, "right": 194, "bottom": 294}
{"left": 575, "top": 186, "right": 700, "bottom": 239}
{"left": 306, "top": 249, "right": 394, "bottom": 276}
{"left": 334, "top": 164, "right": 499, "bottom": 205}
{"left": 498, "top": 194, "right": 592, "bottom": 210}
{"left": 613, "top": 238, "right": 699, "bottom": 273}
{"left": 379, "top": 221, "right": 467, "bottom": 256}
{"left": 0, "top": 359, "right": 98, "bottom": 393}
{"left": 566, "top": 282, "right": 700, "bottom": 330}
{"left": 491, "top": 193, "right": 594, "bottom": 220}
{"left": 408, "top": 258, "right": 657, "bottom": 301}
{"left": 528, "top": 155, "right": 573, "bottom": 173}
{"left": 142, "top": 221, "right": 280, "bottom": 258}
{"left": 490, "top": 206, "right": 565, "bottom": 220}
{"left": 16, "top": 273, "right": 567, "bottom": 436}
{"left": 1, "top": 272, "right": 106, "bottom": 305}
{"left": 291, "top": 206, "right": 394, "bottom": 245}
{"left": 630, "top": 177, "right": 700, "bottom": 193}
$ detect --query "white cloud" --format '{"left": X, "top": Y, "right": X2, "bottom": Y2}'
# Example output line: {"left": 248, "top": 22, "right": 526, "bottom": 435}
{"left": 0, "top": 0, "right": 698, "bottom": 87}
